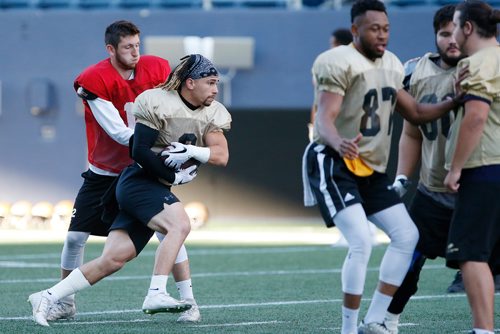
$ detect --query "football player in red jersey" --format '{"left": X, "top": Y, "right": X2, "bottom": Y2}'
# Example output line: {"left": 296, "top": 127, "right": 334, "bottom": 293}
{"left": 46, "top": 20, "right": 200, "bottom": 323}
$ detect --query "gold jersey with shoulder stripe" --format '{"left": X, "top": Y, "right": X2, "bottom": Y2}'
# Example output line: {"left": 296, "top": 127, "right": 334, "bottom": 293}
{"left": 408, "top": 53, "right": 456, "bottom": 192}
{"left": 312, "top": 44, "right": 404, "bottom": 173}
{"left": 132, "top": 88, "right": 231, "bottom": 152}
{"left": 445, "top": 46, "right": 500, "bottom": 169}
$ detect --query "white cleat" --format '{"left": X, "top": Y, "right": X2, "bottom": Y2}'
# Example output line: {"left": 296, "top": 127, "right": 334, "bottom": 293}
{"left": 142, "top": 292, "right": 192, "bottom": 315}
{"left": 176, "top": 300, "right": 201, "bottom": 323}
{"left": 46, "top": 301, "right": 76, "bottom": 321}
{"left": 383, "top": 312, "right": 399, "bottom": 334}
{"left": 358, "top": 321, "right": 392, "bottom": 334}
{"left": 27, "top": 291, "right": 52, "bottom": 327}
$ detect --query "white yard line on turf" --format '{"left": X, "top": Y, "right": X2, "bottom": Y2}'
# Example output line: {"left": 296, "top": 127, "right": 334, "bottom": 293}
{"left": 0, "top": 293, "right": 475, "bottom": 322}
{"left": 0, "top": 265, "right": 446, "bottom": 284}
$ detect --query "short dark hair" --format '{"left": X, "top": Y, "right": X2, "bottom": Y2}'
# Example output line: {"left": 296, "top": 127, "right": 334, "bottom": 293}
{"left": 332, "top": 28, "right": 353, "bottom": 45}
{"left": 433, "top": 4, "right": 456, "bottom": 35}
{"left": 351, "top": 0, "right": 387, "bottom": 23}
{"left": 105, "top": 20, "right": 140, "bottom": 48}
{"left": 456, "top": 0, "right": 500, "bottom": 38}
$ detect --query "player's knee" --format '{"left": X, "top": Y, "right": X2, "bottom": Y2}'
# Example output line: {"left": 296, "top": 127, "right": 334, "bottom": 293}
{"left": 393, "top": 223, "right": 419, "bottom": 252}
{"left": 65, "top": 231, "right": 90, "bottom": 249}
{"left": 99, "top": 254, "right": 128, "bottom": 274}
{"left": 348, "top": 233, "right": 372, "bottom": 264}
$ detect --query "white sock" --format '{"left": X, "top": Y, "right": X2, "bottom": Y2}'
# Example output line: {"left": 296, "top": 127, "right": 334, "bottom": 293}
{"left": 341, "top": 306, "right": 359, "bottom": 334}
{"left": 364, "top": 290, "right": 392, "bottom": 324}
{"left": 176, "top": 279, "right": 194, "bottom": 302}
{"left": 148, "top": 275, "right": 168, "bottom": 295}
{"left": 384, "top": 311, "right": 400, "bottom": 323}
{"left": 473, "top": 329, "right": 494, "bottom": 334}
{"left": 46, "top": 268, "right": 90, "bottom": 301}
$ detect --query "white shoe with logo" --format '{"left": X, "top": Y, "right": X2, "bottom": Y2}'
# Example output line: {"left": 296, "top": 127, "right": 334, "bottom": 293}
{"left": 177, "top": 300, "right": 201, "bottom": 322}
{"left": 46, "top": 300, "right": 76, "bottom": 321}
{"left": 142, "top": 292, "right": 192, "bottom": 314}
{"left": 27, "top": 291, "right": 52, "bottom": 327}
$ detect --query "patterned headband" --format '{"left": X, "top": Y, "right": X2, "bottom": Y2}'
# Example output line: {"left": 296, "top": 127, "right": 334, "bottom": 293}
{"left": 186, "top": 54, "right": 219, "bottom": 80}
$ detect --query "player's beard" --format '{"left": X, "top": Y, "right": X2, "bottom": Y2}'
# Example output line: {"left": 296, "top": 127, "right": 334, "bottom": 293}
{"left": 359, "top": 35, "right": 384, "bottom": 60}
{"left": 203, "top": 96, "right": 216, "bottom": 107}
{"left": 437, "top": 44, "right": 464, "bottom": 68}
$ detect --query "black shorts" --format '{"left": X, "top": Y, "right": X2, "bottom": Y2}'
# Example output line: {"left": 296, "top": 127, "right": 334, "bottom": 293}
{"left": 446, "top": 171, "right": 500, "bottom": 274}
{"left": 68, "top": 170, "right": 117, "bottom": 236}
{"left": 409, "top": 190, "right": 453, "bottom": 259}
{"left": 305, "top": 143, "right": 401, "bottom": 227}
{"left": 112, "top": 164, "right": 180, "bottom": 255}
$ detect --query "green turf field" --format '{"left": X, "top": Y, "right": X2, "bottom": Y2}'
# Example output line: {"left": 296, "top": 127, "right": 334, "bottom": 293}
{"left": 0, "top": 229, "right": 498, "bottom": 333}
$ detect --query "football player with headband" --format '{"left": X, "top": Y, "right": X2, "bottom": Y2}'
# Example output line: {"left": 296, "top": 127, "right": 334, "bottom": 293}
{"left": 28, "top": 54, "right": 231, "bottom": 328}
{"left": 302, "top": 0, "right": 463, "bottom": 333}
{"left": 443, "top": 2, "right": 500, "bottom": 333}
{"left": 44, "top": 20, "right": 200, "bottom": 324}
{"left": 382, "top": 5, "right": 465, "bottom": 333}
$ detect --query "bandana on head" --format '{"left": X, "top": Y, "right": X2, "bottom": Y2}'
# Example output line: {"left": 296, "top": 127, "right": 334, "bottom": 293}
{"left": 186, "top": 54, "right": 219, "bottom": 80}
{"left": 160, "top": 54, "right": 219, "bottom": 91}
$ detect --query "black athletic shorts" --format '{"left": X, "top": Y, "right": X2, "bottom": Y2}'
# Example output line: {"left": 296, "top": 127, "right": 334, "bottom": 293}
{"left": 305, "top": 143, "right": 401, "bottom": 227}
{"left": 112, "top": 163, "right": 180, "bottom": 255}
{"left": 446, "top": 168, "right": 500, "bottom": 274}
{"left": 68, "top": 169, "right": 117, "bottom": 236}
{"left": 409, "top": 190, "right": 453, "bottom": 259}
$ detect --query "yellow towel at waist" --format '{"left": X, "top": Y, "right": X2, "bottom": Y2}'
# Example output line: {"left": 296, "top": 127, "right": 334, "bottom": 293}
{"left": 343, "top": 157, "right": 374, "bottom": 177}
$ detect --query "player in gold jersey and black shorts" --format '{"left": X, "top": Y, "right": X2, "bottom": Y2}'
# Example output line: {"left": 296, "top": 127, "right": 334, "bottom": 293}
{"left": 28, "top": 54, "right": 231, "bottom": 327}
{"left": 302, "top": 1, "right": 463, "bottom": 333}
{"left": 444, "top": 2, "right": 500, "bottom": 333}
{"left": 380, "top": 6, "right": 463, "bottom": 333}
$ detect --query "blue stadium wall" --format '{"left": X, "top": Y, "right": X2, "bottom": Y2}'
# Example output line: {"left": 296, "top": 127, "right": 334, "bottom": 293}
{"left": 0, "top": 7, "right": 441, "bottom": 218}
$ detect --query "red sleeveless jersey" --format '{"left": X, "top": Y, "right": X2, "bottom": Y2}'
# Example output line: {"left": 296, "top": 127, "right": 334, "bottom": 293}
{"left": 74, "top": 55, "right": 170, "bottom": 173}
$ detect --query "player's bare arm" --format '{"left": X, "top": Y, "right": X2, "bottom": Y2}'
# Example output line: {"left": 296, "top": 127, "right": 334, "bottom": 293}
{"left": 396, "top": 120, "right": 423, "bottom": 177}
{"left": 444, "top": 99, "right": 490, "bottom": 192}
{"left": 316, "top": 91, "right": 361, "bottom": 160}
{"left": 395, "top": 88, "right": 459, "bottom": 125}
{"left": 204, "top": 131, "right": 229, "bottom": 167}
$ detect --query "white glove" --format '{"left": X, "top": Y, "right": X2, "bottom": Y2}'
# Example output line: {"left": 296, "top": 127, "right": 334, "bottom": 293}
{"left": 161, "top": 142, "right": 210, "bottom": 170}
{"left": 173, "top": 165, "right": 198, "bottom": 185}
{"left": 388, "top": 174, "right": 410, "bottom": 197}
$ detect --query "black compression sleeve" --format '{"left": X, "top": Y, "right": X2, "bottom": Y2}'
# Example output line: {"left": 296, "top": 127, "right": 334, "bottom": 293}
{"left": 132, "top": 123, "right": 175, "bottom": 184}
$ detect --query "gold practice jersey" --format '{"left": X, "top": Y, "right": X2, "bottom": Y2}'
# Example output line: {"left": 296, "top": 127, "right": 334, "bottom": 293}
{"left": 445, "top": 46, "right": 500, "bottom": 169}
{"left": 408, "top": 53, "right": 456, "bottom": 192}
{"left": 133, "top": 89, "right": 231, "bottom": 152}
{"left": 312, "top": 44, "right": 404, "bottom": 173}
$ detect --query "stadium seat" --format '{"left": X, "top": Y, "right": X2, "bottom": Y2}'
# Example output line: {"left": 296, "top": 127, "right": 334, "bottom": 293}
{"left": 0, "top": 202, "right": 10, "bottom": 227}
{"left": 0, "top": 0, "right": 32, "bottom": 8}
{"left": 242, "top": 0, "right": 288, "bottom": 7}
{"left": 387, "top": 0, "right": 428, "bottom": 6}
{"left": 31, "top": 201, "right": 53, "bottom": 218}
{"left": 8, "top": 200, "right": 32, "bottom": 230}
{"left": 77, "top": 0, "right": 113, "bottom": 8}
{"left": 50, "top": 200, "right": 73, "bottom": 230}
{"left": 117, "top": 0, "right": 150, "bottom": 7}
{"left": 157, "top": 0, "right": 202, "bottom": 8}
{"left": 184, "top": 201, "right": 209, "bottom": 229}
{"left": 36, "top": 0, "right": 73, "bottom": 8}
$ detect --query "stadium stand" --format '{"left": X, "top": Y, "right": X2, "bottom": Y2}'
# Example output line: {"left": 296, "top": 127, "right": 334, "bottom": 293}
{"left": 0, "top": 0, "right": 31, "bottom": 8}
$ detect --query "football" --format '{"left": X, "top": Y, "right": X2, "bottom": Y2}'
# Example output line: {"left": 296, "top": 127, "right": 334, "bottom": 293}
{"left": 159, "top": 146, "right": 201, "bottom": 170}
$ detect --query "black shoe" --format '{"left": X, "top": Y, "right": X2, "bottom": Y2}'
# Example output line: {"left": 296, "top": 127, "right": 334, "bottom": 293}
{"left": 447, "top": 271, "right": 465, "bottom": 293}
